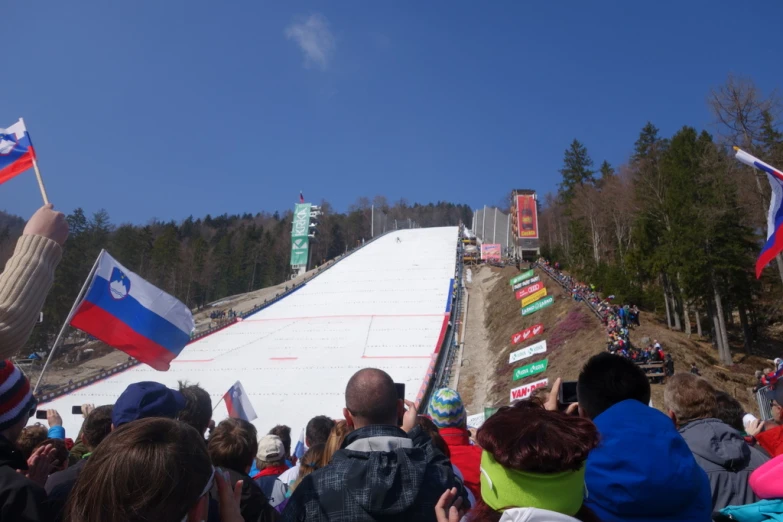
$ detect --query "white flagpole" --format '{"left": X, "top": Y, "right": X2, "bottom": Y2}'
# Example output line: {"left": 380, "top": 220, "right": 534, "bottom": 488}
{"left": 19, "top": 119, "right": 49, "bottom": 205}
{"left": 34, "top": 250, "right": 104, "bottom": 394}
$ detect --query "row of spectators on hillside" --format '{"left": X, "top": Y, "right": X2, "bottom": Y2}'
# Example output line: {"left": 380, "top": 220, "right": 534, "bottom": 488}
{"left": 4, "top": 206, "right": 783, "bottom": 521}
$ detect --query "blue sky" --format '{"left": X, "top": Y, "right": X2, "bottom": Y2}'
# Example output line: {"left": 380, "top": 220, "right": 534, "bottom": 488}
{"left": 2, "top": 1, "right": 781, "bottom": 223}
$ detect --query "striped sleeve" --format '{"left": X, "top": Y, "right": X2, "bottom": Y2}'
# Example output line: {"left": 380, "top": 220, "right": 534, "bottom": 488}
{"left": 0, "top": 234, "right": 63, "bottom": 359}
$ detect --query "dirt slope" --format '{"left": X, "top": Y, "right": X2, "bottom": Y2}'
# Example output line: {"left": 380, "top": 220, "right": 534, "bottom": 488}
{"left": 459, "top": 265, "right": 771, "bottom": 415}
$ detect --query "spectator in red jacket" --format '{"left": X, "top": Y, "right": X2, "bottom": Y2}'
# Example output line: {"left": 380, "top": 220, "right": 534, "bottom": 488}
{"left": 754, "top": 385, "right": 783, "bottom": 458}
{"left": 428, "top": 388, "right": 481, "bottom": 499}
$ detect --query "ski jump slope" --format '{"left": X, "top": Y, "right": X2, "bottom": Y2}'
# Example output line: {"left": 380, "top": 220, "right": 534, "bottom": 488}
{"left": 39, "top": 227, "right": 459, "bottom": 437}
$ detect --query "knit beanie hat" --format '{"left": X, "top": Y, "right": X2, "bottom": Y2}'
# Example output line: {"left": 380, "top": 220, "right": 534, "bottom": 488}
{"left": 0, "top": 360, "right": 37, "bottom": 432}
{"left": 428, "top": 388, "right": 466, "bottom": 429}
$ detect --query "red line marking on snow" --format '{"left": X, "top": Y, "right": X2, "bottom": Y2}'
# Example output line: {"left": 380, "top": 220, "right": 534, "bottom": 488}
{"left": 270, "top": 357, "right": 298, "bottom": 360}
{"left": 243, "top": 313, "right": 444, "bottom": 322}
{"left": 361, "top": 355, "right": 433, "bottom": 359}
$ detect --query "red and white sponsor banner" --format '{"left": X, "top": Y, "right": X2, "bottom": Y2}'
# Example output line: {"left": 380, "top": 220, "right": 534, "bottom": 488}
{"left": 516, "top": 194, "right": 539, "bottom": 239}
{"left": 512, "top": 276, "right": 540, "bottom": 291}
{"left": 510, "top": 378, "right": 548, "bottom": 402}
{"left": 510, "top": 323, "right": 544, "bottom": 345}
{"left": 481, "top": 244, "right": 502, "bottom": 261}
{"left": 515, "top": 282, "right": 544, "bottom": 301}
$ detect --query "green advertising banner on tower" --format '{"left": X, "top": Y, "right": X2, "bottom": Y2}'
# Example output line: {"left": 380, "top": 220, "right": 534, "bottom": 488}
{"left": 521, "top": 295, "right": 554, "bottom": 316}
{"left": 291, "top": 203, "right": 312, "bottom": 266}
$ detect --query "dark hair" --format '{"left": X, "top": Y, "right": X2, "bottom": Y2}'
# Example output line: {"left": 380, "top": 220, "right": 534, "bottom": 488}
{"left": 468, "top": 400, "right": 600, "bottom": 522}
{"left": 345, "top": 368, "right": 399, "bottom": 425}
{"left": 65, "top": 418, "right": 212, "bottom": 522}
{"left": 477, "top": 399, "right": 598, "bottom": 473}
{"left": 306, "top": 416, "right": 335, "bottom": 447}
{"left": 418, "top": 416, "right": 450, "bottom": 458}
{"left": 177, "top": 382, "right": 212, "bottom": 435}
{"left": 268, "top": 425, "right": 292, "bottom": 458}
{"left": 714, "top": 391, "right": 745, "bottom": 432}
{"left": 17, "top": 423, "right": 48, "bottom": 459}
{"left": 34, "top": 438, "right": 69, "bottom": 472}
{"left": 577, "top": 353, "right": 651, "bottom": 419}
{"left": 208, "top": 418, "right": 258, "bottom": 473}
{"left": 82, "top": 405, "right": 113, "bottom": 450}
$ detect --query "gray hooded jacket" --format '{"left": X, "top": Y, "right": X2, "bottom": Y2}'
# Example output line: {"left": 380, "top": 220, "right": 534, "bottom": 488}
{"left": 678, "top": 418, "right": 769, "bottom": 511}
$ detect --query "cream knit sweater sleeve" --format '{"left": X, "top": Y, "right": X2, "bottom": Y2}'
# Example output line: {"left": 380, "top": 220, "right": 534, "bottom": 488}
{"left": 0, "top": 234, "right": 63, "bottom": 360}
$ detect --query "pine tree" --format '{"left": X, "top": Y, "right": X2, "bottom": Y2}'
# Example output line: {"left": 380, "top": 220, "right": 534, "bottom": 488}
{"left": 558, "top": 139, "right": 595, "bottom": 202}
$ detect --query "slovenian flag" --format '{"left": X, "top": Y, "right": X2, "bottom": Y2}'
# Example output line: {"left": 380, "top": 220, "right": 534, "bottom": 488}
{"left": 224, "top": 381, "right": 257, "bottom": 422}
{"left": 0, "top": 119, "right": 35, "bottom": 185}
{"left": 734, "top": 147, "right": 783, "bottom": 278}
{"left": 70, "top": 251, "right": 194, "bottom": 371}
{"left": 293, "top": 428, "right": 306, "bottom": 459}
{"left": 299, "top": 191, "right": 305, "bottom": 203}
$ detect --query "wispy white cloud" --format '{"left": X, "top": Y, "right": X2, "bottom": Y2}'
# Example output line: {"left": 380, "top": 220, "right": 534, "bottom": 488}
{"left": 285, "top": 13, "right": 335, "bottom": 70}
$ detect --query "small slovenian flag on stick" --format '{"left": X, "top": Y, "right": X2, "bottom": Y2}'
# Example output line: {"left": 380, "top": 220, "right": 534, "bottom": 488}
{"left": 0, "top": 119, "right": 35, "bottom": 185}
{"left": 293, "top": 427, "right": 306, "bottom": 459}
{"left": 69, "top": 251, "right": 194, "bottom": 371}
{"left": 224, "top": 381, "right": 257, "bottom": 422}
{"left": 734, "top": 147, "right": 783, "bottom": 278}
{"left": 299, "top": 191, "right": 305, "bottom": 203}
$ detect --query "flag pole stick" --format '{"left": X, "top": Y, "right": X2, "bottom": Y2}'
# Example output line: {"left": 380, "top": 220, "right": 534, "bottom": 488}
{"left": 212, "top": 395, "right": 225, "bottom": 413}
{"left": 19, "top": 119, "right": 49, "bottom": 205}
{"left": 34, "top": 250, "right": 103, "bottom": 394}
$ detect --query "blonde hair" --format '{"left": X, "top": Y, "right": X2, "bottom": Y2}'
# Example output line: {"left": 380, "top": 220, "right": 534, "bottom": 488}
{"left": 291, "top": 443, "right": 324, "bottom": 492}
{"left": 319, "top": 420, "right": 352, "bottom": 467}
{"left": 664, "top": 373, "right": 718, "bottom": 425}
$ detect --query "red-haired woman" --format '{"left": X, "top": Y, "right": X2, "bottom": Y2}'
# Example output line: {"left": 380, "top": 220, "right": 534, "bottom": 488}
{"left": 436, "top": 399, "right": 600, "bottom": 522}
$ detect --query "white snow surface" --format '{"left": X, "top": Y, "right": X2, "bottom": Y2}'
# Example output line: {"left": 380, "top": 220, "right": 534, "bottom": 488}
{"left": 34, "top": 227, "right": 459, "bottom": 437}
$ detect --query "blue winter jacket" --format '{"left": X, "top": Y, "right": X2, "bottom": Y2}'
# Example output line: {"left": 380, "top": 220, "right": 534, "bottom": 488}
{"left": 584, "top": 399, "right": 713, "bottom": 522}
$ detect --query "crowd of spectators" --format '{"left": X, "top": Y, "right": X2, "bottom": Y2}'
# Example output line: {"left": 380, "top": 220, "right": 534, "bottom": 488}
{"left": 538, "top": 259, "right": 672, "bottom": 381}
{"left": 3, "top": 206, "right": 783, "bottom": 521}
{"left": 210, "top": 308, "right": 238, "bottom": 320}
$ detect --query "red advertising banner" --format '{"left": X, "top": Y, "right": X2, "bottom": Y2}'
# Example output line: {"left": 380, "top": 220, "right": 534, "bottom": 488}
{"left": 515, "top": 281, "right": 544, "bottom": 301}
{"left": 516, "top": 195, "right": 539, "bottom": 239}
{"left": 481, "top": 243, "right": 502, "bottom": 261}
{"left": 510, "top": 323, "right": 545, "bottom": 345}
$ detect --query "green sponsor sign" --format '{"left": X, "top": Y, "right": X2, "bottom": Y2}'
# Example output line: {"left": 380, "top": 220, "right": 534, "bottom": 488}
{"left": 291, "top": 203, "right": 312, "bottom": 266}
{"left": 509, "top": 270, "right": 535, "bottom": 286}
{"left": 513, "top": 359, "right": 548, "bottom": 381}
{"left": 521, "top": 295, "right": 555, "bottom": 316}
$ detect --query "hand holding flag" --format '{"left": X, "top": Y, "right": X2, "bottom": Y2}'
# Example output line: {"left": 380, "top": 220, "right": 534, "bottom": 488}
{"left": 733, "top": 147, "right": 783, "bottom": 278}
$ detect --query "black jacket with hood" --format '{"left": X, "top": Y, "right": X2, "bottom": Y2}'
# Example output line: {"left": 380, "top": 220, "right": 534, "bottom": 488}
{"left": 679, "top": 417, "right": 769, "bottom": 511}
{"left": 281, "top": 424, "right": 467, "bottom": 522}
{"left": 0, "top": 434, "right": 49, "bottom": 522}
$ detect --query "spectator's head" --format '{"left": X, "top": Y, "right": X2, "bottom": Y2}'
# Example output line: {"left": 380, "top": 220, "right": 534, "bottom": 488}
{"left": 34, "top": 438, "right": 69, "bottom": 472}
{"left": 664, "top": 373, "right": 718, "bottom": 427}
{"left": 177, "top": 382, "right": 212, "bottom": 436}
{"left": 772, "top": 385, "right": 783, "bottom": 423}
{"left": 714, "top": 391, "right": 745, "bottom": 432}
{"left": 344, "top": 368, "right": 400, "bottom": 429}
{"left": 256, "top": 434, "right": 285, "bottom": 469}
{"left": 577, "top": 353, "right": 651, "bottom": 420}
{"left": 268, "top": 425, "right": 291, "bottom": 460}
{"left": 755, "top": 370, "right": 763, "bottom": 380}
{"left": 427, "top": 388, "right": 467, "bottom": 429}
{"left": 473, "top": 399, "right": 599, "bottom": 519}
{"left": 112, "top": 382, "right": 186, "bottom": 428}
{"left": 0, "top": 360, "right": 38, "bottom": 444}
{"left": 82, "top": 405, "right": 114, "bottom": 451}
{"left": 16, "top": 423, "right": 48, "bottom": 459}
{"left": 65, "top": 417, "right": 213, "bottom": 522}
{"left": 305, "top": 415, "right": 335, "bottom": 447}
{"left": 207, "top": 418, "right": 258, "bottom": 475}
{"left": 292, "top": 443, "right": 325, "bottom": 492}
{"left": 320, "top": 420, "right": 352, "bottom": 467}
